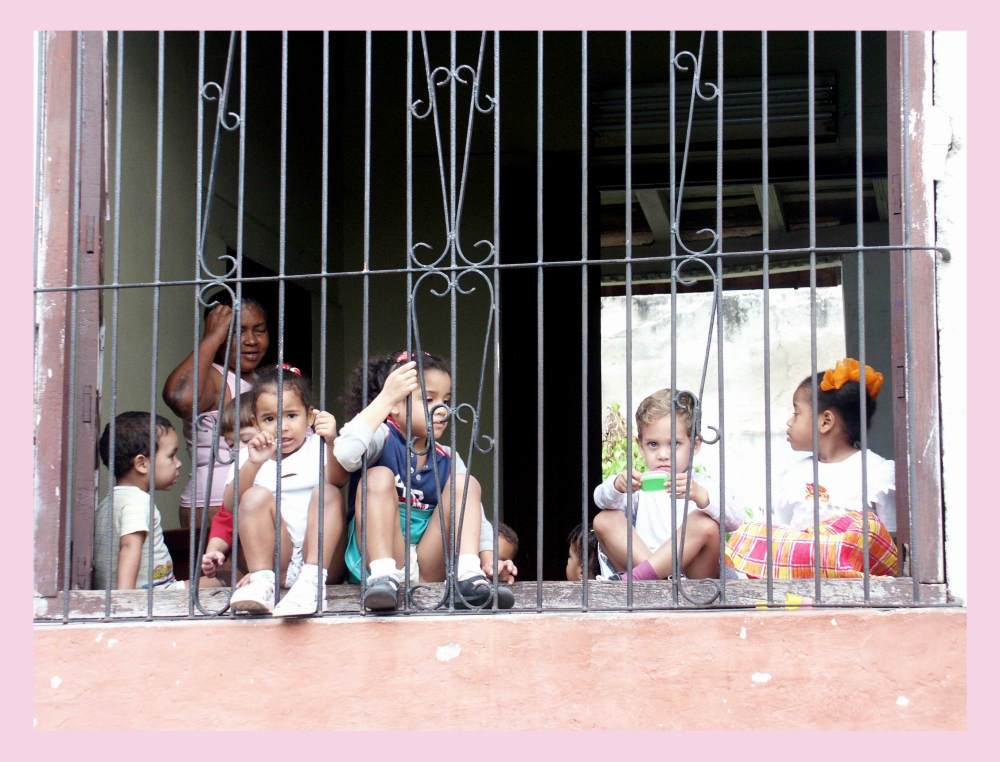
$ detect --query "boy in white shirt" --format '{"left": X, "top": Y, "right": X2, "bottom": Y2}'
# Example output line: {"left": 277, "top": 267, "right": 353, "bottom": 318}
{"left": 93, "top": 412, "right": 185, "bottom": 590}
{"left": 592, "top": 388, "right": 739, "bottom": 580}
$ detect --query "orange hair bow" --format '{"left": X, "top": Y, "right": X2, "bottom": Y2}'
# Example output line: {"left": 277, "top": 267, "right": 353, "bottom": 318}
{"left": 820, "top": 357, "right": 883, "bottom": 399}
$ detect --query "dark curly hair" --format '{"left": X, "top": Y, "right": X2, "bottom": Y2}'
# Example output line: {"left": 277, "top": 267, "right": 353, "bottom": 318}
{"left": 798, "top": 372, "right": 878, "bottom": 449}
{"left": 344, "top": 349, "right": 451, "bottom": 419}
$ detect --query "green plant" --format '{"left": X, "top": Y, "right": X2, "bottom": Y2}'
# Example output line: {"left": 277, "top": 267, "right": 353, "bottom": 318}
{"left": 601, "top": 402, "right": 645, "bottom": 481}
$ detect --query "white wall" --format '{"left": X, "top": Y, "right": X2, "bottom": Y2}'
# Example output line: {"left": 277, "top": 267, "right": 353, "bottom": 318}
{"left": 932, "top": 31, "right": 967, "bottom": 603}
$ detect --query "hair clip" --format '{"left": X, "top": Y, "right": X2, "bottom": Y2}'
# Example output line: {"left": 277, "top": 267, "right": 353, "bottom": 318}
{"left": 394, "top": 350, "right": 431, "bottom": 363}
{"left": 276, "top": 363, "right": 301, "bottom": 376}
{"left": 820, "top": 357, "right": 883, "bottom": 399}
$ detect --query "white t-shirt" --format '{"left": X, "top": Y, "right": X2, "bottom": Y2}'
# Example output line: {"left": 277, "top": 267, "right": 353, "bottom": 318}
{"left": 593, "top": 466, "right": 739, "bottom": 576}
{"left": 231, "top": 432, "right": 323, "bottom": 549}
{"left": 771, "top": 450, "right": 896, "bottom": 532}
{"left": 92, "top": 485, "right": 175, "bottom": 589}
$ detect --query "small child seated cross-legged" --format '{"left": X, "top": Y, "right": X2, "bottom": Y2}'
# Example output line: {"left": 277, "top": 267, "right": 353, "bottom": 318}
{"left": 226, "top": 365, "right": 347, "bottom": 615}
{"left": 725, "top": 358, "right": 899, "bottom": 578}
{"left": 93, "top": 412, "right": 185, "bottom": 590}
{"left": 330, "top": 350, "right": 514, "bottom": 612}
{"left": 592, "top": 388, "right": 740, "bottom": 580}
{"left": 199, "top": 391, "right": 257, "bottom": 584}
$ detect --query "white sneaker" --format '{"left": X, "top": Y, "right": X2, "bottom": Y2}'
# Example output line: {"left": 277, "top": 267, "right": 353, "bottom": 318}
{"left": 229, "top": 571, "right": 275, "bottom": 614}
{"left": 274, "top": 567, "right": 325, "bottom": 617}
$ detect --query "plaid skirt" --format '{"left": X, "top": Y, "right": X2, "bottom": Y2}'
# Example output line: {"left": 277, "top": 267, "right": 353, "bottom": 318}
{"left": 725, "top": 510, "right": 899, "bottom": 579}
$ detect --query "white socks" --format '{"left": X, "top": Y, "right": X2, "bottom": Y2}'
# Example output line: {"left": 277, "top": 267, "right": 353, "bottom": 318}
{"left": 252, "top": 569, "right": 276, "bottom": 585}
{"left": 457, "top": 553, "right": 482, "bottom": 581}
{"left": 369, "top": 554, "right": 480, "bottom": 582}
{"left": 369, "top": 557, "right": 401, "bottom": 581}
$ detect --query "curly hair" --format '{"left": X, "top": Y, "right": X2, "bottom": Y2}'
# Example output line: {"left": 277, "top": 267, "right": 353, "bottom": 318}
{"left": 344, "top": 349, "right": 451, "bottom": 419}
{"left": 634, "top": 388, "right": 697, "bottom": 440}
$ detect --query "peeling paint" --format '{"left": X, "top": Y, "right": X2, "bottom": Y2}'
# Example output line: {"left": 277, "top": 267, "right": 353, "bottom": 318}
{"left": 739, "top": 627, "right": 746, "bottom": 639}
{"left": 751, "top": 673, "right": 771, "bottom": 684}
{"left": 50, "top": 676, "right": 61, "bottom": 689}
{"left": 107, "top": 638, "right": 118, "bottom": 648}
{"left": 436, "top": 642, "right": 461, "bottom": 662}
{"left": 897, "top": 696, "right": 910, "bottom": 707}
{"left": 830, "top": 618, "right": 838, "bottom": 626}
{"left": 95, "top": 632, "right": 103, "bottom": 643}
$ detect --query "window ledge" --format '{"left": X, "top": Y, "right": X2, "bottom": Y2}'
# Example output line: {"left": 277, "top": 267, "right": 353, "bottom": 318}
{"left": 34, "top": 578, "right": 949, "bottom": 622}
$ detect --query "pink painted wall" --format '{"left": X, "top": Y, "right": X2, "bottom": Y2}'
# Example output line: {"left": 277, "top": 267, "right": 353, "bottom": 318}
{"left": 34, "top": 608, "right": 965, "bottom": 730}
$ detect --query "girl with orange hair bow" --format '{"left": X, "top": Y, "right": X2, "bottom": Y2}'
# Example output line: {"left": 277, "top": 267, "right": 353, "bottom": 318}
{"left": 725, "top": 358, "right": 899, "bottom": 580}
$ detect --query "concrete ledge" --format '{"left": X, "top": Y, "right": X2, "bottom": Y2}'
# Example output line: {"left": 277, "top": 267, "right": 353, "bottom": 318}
{"left": 34, "top": 607, "right": 965, "bottom": 730}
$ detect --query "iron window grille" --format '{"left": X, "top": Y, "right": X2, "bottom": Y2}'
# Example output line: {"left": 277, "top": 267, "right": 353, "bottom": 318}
{"left": 33, "top": 30, "right": 952, "bottom": 623}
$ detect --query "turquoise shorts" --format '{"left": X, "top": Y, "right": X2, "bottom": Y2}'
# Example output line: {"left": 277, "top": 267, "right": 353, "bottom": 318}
{"left": 344, "top": 503, "right": 436, "bottom": 583}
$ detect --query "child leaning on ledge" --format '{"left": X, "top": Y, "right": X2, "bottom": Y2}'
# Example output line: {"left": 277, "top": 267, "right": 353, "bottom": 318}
{"left": 592, "top": 389, "right": 741, "bottom": 580}
{"left": 93, "top": 412, "right": 185, "bottom": 590}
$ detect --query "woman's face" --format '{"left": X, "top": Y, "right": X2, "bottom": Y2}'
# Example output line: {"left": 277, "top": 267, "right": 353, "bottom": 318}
{"left": 226, "top": 303, "right": 269, "bottom": 375}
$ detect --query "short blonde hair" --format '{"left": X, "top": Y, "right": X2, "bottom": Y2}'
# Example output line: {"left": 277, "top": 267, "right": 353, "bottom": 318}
{"left": 635, "top": 388, "right": 697, "bottom": 439}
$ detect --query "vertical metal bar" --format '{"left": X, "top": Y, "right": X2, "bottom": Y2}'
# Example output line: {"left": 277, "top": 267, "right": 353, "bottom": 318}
{"left": 580, "top": 31, "right": 589, "bottom": 608}
{"left": 624, "top": 30, "right": 634, "bottom": 608}
{"left": 359, "top": 31, "right": 372, "bottom": 609}
{"left": 807, "top": 32, "right": 822, "bottom": 602}
{"left": 761, "top": 31, "right": 774, "bottom": 604}
{"left": 667, "top": 31, "right": 680, "bottom": 600}
{"left": 855, "top": 31, "right": 872, "bottom": 604}
{"left": 104, "top": 31, "right": 125, "bottom": 617}
{"left": 535, "top": 31, "right": 544, "bottom": 608}
{"left": 663, "top": 31, "right": 675, "bottom": 605}
{"left": 61, "top": 31, "right": 84, "bottom": 622}
{"left": 902, "top": 31, "right": 920, "bottom": 603}
{"left": 145, "top": 31, "right": 166, "bottom": 615}
{"left": 714, "top": 31, "right": 727, "bottom": 601}
{"left": 315, "top": 30, "right": 330, "bottom": 614}
{"left": 189, "top": 32, "right": 205, "bottom": 609}
{"left": 228, "top": 32, "right": 249, "bottom": 595}
{"left": 272, "top": 31, "right": 289, "bottom": 606}
{"left": 491, "top": 31, "right": 502, "bottom": 609}
{"left": 448, "top": 31, "right": 459, "bottom": 607}
{"left": 403, "top": 31, "right": 414, "bottom": 610}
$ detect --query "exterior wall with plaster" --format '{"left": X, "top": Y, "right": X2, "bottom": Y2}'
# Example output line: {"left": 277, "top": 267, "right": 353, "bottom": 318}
{"left": 34, "top": 608, "right": 966, "bottom": 731}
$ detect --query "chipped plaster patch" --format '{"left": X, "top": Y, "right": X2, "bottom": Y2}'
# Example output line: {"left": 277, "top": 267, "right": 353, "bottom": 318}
{"left": 95, "top": 632, "right": 103, "bottom": 643}
{"left": 739, "top": 627, "right": 746, "bottom": 639}
{"left": 436, "top": 642, "right": 461, "bottom": 662}
{"left": 107, "top": 638, "right": 118, "bottom": 648}
{"left": 50, "top": 676, "right": 61, "bottom": 689}
{"left": 751, "top": 673, "right": 772, "bottom": 684}
{"left": 830, "top": 618, "right": 838, "bottom": 626}
{"left": 897, "top": 696, "right": 910, "bottom": 707}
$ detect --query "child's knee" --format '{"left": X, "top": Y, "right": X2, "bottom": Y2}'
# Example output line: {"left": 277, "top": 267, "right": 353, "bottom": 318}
{"left": 592, "top": 509, "right": 622, "bottom": 541}
{"left": 448, "top": 472, "right": 481, "bottom": 499}
{"left": 366, "top": 465, "right": 396, "bottom": 494}
{"left": 239, "top": 486, "right": 275, "bottom": 515}
{"left": 692, "top": 511, "right": 721, "bottom": 543}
